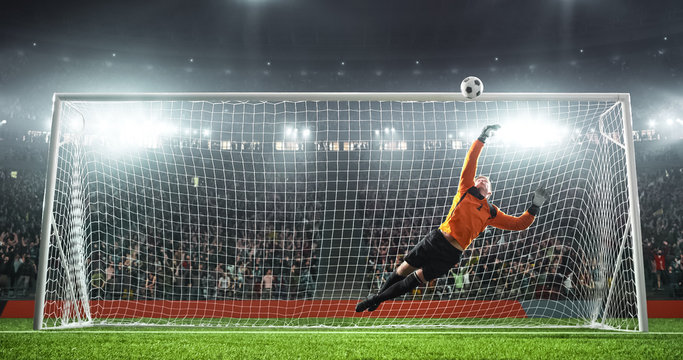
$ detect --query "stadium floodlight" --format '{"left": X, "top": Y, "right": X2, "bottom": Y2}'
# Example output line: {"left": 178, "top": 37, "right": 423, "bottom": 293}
{"left": 498, "top": 121, "right": 568, "bottom": 148}
{"left": 0, "top": 119, "right": 6, "bottom": 126}
{"left": 648, "top": 120, "right": 655, "bottom": 128}
{"left": 35, "top": 92, "right": 647, "bottom": 332}
{"left": 302, "top": 128, "right": 311, "bottom": 138}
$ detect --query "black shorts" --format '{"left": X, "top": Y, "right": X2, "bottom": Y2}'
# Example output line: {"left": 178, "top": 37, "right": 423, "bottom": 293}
{"left": 404, "top": 229, "right": 463, "bottom": 282}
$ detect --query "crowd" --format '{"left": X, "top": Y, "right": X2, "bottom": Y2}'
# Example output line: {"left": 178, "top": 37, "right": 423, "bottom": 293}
{"left": 0, "top": 164, "right": 43, "bottom": 298}
{"left": 85, "top": 222, "right": 319, "bottom": 301}
{"left": 79, "top": 148, "right": 323, "bottom": 301}
{"left": 1, "top": 136, "right": 323, "bottom": 300}
{"left": 0, "top": 134, "right": 682, "bottom": 302}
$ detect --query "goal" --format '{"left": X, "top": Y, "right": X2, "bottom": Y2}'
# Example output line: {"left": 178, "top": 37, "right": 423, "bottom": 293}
{"left": 34, "top": 93, "right": 648, "bottom": 331}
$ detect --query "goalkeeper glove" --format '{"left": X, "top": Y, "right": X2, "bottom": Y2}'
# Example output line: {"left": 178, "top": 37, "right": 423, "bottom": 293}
{"left": 528, "top": 187, "right": 549, "bottom": 216}
{"left": 478, "top": 124, "right": 501, "bottom": 143}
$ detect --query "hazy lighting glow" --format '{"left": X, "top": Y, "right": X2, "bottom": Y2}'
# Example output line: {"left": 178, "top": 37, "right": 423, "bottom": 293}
{"left": 496, "top": 119, "right": 568, "bottom": 148}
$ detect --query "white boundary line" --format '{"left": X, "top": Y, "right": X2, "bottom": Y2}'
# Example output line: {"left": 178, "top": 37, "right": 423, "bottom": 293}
{"left": 1, "top": 330, "right": 682, "bottom": 335}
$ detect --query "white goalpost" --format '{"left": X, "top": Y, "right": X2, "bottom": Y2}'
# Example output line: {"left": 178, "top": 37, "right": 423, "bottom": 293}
{"left": 34, "top": 92, "right": 648, "bottom": 331}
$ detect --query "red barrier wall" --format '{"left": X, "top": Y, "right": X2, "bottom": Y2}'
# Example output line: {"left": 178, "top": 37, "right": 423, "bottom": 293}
{"left": 3, "top": 300, "right": 682, "bottom": 319}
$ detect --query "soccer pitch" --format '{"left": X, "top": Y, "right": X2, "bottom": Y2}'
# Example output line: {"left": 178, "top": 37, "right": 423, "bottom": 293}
{"left": 1, "top": 319, "right": 682, "bottom": 359}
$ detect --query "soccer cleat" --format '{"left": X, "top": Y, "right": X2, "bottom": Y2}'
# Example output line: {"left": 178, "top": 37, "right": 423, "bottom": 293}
{"left": 367, "top": 301, "right": 380, "bottom": 312}
{"left": 355, "top": 295, "right": 379, "bottom": 312}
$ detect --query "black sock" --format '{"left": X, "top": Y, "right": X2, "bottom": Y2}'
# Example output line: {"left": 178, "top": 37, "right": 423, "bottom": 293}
{"left": 375, "top": 272, "right": 422, "bottom": 303}
{"left": 378, "top": 272, "right": 406, "bottom": 294}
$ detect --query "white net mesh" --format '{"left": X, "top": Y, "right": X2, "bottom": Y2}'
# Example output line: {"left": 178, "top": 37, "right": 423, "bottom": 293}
{"left": 38, "top": 94, "right": 643, "bottom": 330}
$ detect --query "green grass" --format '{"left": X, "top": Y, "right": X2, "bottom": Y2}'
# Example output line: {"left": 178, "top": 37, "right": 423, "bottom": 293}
{"left": 1, "top": 319, "right": 682, "bottom": 359}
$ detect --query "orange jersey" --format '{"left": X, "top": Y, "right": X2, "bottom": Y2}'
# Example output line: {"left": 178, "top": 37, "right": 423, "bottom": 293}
{"left": 439, "top": 139, "right": 536, "bottom": 250}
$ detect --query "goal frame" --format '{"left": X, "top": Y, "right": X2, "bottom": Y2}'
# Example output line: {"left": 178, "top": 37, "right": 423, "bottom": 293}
{"left": 33, "top": 92, "right": 648, "bottom": 331}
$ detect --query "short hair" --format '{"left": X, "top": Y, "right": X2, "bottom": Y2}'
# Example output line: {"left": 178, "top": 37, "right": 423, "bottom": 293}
{"left": 475, "top": 175, "right": 491, "bottom": 183}
{"left": 475, "top": 175, "right": 493, "bottom": 195}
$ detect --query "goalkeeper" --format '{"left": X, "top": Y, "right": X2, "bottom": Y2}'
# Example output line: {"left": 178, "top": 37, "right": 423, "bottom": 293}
{"left": 356, "top": 124, "right": 549, "bottom": 312}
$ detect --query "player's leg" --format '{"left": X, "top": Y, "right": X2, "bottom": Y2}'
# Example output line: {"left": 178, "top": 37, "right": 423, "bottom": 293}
{"left": 357, "top": 230, "right": 436, "bottom": 312}
{"left": 366, "top": 262, "right": 417, "bottom": 311}
{"left": 379, "top": 262, "right": 415, "bottom": 294}
{"left": 375, "top": 267, "right": 426, "bottom": 302}
{"left": 356, "top": 229, "right": 462, "bottom": 312}
{"left": 355, "top": 267, "right": 427, "bottom": 312}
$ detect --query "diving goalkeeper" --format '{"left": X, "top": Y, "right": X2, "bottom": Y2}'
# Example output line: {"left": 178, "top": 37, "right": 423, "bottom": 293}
{"left": 356, "top": 124, "right": 549, "bottom": 312}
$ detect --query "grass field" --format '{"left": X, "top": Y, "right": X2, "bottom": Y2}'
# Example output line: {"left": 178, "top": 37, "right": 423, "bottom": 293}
{"left": 1, "top": 318, "right": 682, "bottom": 359}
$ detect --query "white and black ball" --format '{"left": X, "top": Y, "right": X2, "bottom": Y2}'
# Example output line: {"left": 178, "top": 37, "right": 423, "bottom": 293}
{"left": 460, "top": 76, "right": 483, "bottom": 99}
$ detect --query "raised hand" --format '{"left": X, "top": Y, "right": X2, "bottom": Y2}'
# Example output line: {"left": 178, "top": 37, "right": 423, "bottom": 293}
{"left": 478, "top": 124, "right": 501, "bottom": 142}
{"left": 532, "top": 187, "right": 550, "bottom": 207}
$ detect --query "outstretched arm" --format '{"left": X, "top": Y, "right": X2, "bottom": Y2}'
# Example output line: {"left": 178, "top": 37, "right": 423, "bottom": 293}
{"left": 459, "top": 124, "right": 500, "bottom": 193}
{"left": 488, "top": 207, "right": 535, "bottom": 231}
{"left": 488, "top": 187, "right": 549, "bottom": 231}
{"left": 459, "top": 140, "right": 484, "bottom": 192}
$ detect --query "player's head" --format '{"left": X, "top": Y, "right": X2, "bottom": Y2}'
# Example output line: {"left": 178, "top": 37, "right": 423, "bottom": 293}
{"left": 475, "top": 175, "right": 492, "bottom": 198}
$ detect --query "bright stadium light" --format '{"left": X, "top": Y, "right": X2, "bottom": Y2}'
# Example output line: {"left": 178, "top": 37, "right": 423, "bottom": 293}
{"left": 302, "top": 128, "right": 311, "bottom": 138}
{"left": 667, "top": 119, "right": 674, "bottom": 126}
{"left": 648, "top": 120, "right": 656, "bottom": 128}
{"left": 497, "top": 119, "right": 567, "bottom": 148}
{"left": 202, "top": 129, "right": 211, "bottom": 137}
{"left": 0, "top": 120, "right": 7, "bottom": 126}
{"left": 161, "top": 124, "right": 179, "bottom": 135}
{"left": 384, "top": 128, "right": 389, "bottom": 134}
{"left": 374, "top": 129, "right": 380, "bottom": 136}
{"left": 85, "top": 105, "right": 181, "bottom": 151}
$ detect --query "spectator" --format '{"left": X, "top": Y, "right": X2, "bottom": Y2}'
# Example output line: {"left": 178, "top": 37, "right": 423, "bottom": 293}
{"left": 260, "top": 269, "right": 274, "bottom": 299}
{"left": 0, "top": 255, "right": 12, "bottom": 296}
{"left": 105, "top": 262, "right": 115, "bottom": 299}
{"left": 144, "top": 272, "right": 156, "bottom": 299}
{"left": 90, "top": 263, "right": 106, "bottom": 299}
{"left": 655, "top": 250, "right": 666, "bottom": 291}
{"left": 671, "top": 265, "right": 683, "bottom": 298}
{"left": 286, "top": 264, "right": 300, "bottom": 300}
{"left": 217, "top": 270, "right": 232, "bottom": 299}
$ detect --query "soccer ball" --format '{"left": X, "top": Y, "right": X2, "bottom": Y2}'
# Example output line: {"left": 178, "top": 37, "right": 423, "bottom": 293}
{"left": 460, "top": 76, "right": 483, "bottom": 99}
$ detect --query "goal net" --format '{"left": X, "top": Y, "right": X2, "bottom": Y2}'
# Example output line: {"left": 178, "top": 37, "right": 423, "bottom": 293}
{"left": 34, "top": 93, "right": 648, "bottom": 331}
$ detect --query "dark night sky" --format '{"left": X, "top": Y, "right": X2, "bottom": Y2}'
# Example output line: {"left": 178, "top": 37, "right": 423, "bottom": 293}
{"left": 1, "top": 0, "right": 682, "bottom": 131}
